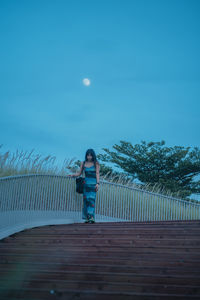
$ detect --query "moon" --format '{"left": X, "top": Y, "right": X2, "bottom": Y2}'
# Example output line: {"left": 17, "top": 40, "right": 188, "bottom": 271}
{"left": 83, "top": 78, "right": 91, "bottom": 86}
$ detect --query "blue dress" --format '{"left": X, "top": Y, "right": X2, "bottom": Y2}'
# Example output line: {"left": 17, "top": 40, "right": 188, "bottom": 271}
{"left": 82, "top": 164, "right": 97, "bottom": 222}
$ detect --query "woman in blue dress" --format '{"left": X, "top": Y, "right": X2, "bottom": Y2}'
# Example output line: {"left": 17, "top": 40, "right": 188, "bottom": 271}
{"left": 70, "top": 149, "right": 100, "bottom": 224}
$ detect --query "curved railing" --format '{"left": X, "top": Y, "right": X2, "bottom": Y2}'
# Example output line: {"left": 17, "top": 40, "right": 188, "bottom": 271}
{"left": 0, "top": 174, "right": 200, "bottom": 239}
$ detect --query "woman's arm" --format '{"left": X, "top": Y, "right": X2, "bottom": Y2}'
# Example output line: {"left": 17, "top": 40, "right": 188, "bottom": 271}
{"left": 69, "top": 162, "right": 84, "bottom": 177}
{"left": 95, "top": 162, "right": 100, "bottom": 191}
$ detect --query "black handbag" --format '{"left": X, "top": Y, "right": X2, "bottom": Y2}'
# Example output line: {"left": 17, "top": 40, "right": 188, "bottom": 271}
{"left": 76, "top": 177, "right": 84, "bottom": 194}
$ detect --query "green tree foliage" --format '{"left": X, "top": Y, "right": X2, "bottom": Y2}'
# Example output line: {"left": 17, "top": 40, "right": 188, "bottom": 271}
{"left": 98, "top": 140, "right": 200, "bottom": 198}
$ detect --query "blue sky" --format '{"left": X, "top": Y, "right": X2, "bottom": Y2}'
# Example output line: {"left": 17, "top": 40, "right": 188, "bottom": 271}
{"left": 1, "top": 0, "right": 200, "bottom": 165}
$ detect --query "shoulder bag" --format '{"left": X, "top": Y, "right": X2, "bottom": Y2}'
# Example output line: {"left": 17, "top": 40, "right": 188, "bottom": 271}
{"left": 75, "top": 161, "right": 85, "bottom": 194}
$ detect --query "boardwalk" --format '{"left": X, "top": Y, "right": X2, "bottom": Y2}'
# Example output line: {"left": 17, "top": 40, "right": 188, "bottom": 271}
{"left": 0, "top": 220, "right": 200, "bottom": 299}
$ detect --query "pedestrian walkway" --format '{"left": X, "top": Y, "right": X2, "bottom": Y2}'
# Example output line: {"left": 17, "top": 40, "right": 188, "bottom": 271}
{"left": 0, "top": 220, "right": 200, "bottom": 299}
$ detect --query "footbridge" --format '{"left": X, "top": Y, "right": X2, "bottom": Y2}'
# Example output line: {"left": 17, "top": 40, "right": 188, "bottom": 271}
{"left": 1, "top": 174, "right": 200, "bottom": 299}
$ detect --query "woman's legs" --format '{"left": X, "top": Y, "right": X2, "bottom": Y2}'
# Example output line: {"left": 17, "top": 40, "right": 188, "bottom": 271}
{"left": 82, "top": 195, "right": 88, "bottom": 221}
{"left": 87, "top": 197, "right": 95, "bottom": 223}
{"left": 83, "top": 186, "right": 96, "bottom": 223}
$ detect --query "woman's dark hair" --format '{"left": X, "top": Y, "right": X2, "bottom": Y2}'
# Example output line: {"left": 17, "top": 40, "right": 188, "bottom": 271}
{"left": 84, "top": 149, "right": 99, "bottom": 167}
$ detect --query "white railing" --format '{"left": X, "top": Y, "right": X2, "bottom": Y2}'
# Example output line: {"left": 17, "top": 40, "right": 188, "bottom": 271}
{"left": 0, "top": 174, "right": 200, "bottom": 239}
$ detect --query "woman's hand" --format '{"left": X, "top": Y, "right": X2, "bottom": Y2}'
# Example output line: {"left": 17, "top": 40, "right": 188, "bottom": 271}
{"left": 95, "top": 184, "right": 99, "bottom": 192}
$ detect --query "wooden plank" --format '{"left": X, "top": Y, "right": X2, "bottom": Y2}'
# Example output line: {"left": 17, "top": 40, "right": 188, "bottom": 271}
{"left": 0, "top": 221, "right": 200, "bottom": 299}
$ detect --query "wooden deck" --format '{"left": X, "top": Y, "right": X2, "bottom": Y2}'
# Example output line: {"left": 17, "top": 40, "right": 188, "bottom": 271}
{"left": 0, "top": 220, "right": 200, "bottom": 299}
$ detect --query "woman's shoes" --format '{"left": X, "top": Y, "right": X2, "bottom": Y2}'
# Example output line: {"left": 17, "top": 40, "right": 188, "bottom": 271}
{"left": 88, "top": 218, "right": 95, "bottom": 224}
{"left": 85, "top": 218, "right": 95, "bottom": 224}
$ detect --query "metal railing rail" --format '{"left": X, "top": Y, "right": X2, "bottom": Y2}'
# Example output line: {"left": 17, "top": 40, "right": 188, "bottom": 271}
{"left": 0, "top": 174, "right": 199, "bottom": 239}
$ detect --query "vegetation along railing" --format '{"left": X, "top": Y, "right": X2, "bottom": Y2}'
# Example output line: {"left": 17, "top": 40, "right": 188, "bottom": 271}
{"left": 0, "top": 174, "right": 200, "bottom": 239}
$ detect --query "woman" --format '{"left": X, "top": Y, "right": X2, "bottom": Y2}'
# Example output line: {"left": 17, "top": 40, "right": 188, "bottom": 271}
{"left": 69, "top": 149, "right": 100, "bottom": 223}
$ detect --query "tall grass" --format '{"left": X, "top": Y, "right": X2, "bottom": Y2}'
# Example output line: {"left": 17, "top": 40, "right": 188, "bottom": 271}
{"left": 0, "top": 145, "right": 75, "bottom": 177}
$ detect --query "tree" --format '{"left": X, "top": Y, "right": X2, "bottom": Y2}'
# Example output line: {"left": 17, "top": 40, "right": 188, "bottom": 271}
{"left": 97, "top": 140, "right": 200, "bottom": 198}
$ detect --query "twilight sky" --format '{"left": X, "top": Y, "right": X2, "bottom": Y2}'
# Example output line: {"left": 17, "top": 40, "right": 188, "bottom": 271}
{"left": 1, "top": 0, "right": 200, "bottom": 165}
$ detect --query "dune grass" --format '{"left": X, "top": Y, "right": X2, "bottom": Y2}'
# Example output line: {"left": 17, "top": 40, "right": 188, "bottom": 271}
{"left": 0, "top": 145, "right": 75, "bottom": 177}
